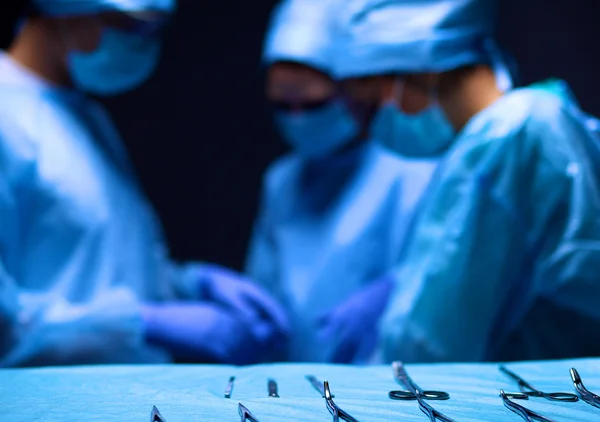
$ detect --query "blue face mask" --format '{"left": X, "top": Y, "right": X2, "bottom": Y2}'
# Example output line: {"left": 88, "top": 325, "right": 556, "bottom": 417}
{"left": 371, "top": 81, "right": 456, "bottom": 158}
{"left": 275, "top": 100, "right": 359, "bottom": 159}
{"left": 68, "top": 29, "right": 162, "bottom": 96}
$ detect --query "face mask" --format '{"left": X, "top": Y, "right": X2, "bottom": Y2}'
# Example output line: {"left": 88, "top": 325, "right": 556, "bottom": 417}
{"left": 275, "top": 100, "right": 359, "bottom": 159}
{"left": 371, "top": 80, "right": 456, "bottom": 158}
{"left": 68, "top": 28, "right": 162, "bottom": 96}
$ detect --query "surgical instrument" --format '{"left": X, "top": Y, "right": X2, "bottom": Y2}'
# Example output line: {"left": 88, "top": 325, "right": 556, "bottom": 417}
{"left": 268, "top": 378, "right": 280, "bottom": 398}
{"left": 238, "top": 403, "right": 261, "bottom": 422}
{"left": 500, "top": 389, "right": 557, "bottom": 422}
{"left": 391, "top": 361, "right": 455, "bottom": 422}
{"left": 324, "top": 380, "right": 359, "bottom": 422}
{"left": 306, "top": 375, "right": 331, "bottom": 398}
{"left": 570, "top": 368, "right": 600, "bottom": 409}
{"left": 225, "top": 376, "right": 235, "bottom": 399}
{"left": 390, "top": 361, "right": 450, "bottom": 401}
{"left": 500, "top": 366, "right": 578, "bottom": 402}
{"left": 150, "top": 406, "right": 167, "bottom": 422}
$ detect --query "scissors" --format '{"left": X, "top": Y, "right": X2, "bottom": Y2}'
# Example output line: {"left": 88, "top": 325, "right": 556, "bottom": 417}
{"left": 150, "top": 406, "right": 167, "bottom": 422}
{"left": 499, "top": 366, "right": 579, "bottom": 402}
{"left": 238, "top": 403, "right": 261, "bottom": 422}
{"left": 389, "top": 361, "right": 450, "bottom": 401}
{"left": 390, "top": 361, "right": 455, "bottom": 422}
{"left": 570, "top": 368, "right": 600, "bottom": 409}
{"left": 500, "top": 389, "right": 557, "bottom": 422}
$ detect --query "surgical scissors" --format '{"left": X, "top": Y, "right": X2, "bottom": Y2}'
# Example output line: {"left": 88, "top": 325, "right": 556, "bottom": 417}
{"left": 323, "top": 381, "right": 360, "bottom": 422}
{"left": 500, "top": 389, "right": 557, "bottom": 422}
{"left": 150, "top": 406, "right": 167, "bottom": 422}
{"left": 499, "top": 366, "right": 579, "bottom": 402}
{"left": 570, "top": 368, "right": 600, "bottom": 409}
{"left": 238, "top": 403, "right": 261, "bottom": 422}
{"left": 390, "top": 361, "right": 455, "bottom": 422}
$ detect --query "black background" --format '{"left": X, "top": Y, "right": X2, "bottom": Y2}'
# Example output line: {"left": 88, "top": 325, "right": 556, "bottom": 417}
{"left": 2, "top": 0, "right": 600, "bottom": 271}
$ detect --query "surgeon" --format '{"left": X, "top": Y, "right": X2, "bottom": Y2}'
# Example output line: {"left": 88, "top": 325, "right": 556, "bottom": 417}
{"left": 0, "top": 0, "right": 289, "bottom": 367}
{"left": 329, "top": 0, "right": 600, "bottom": 362}
{"left": 245, "top": 0, "right": 439, "bottom": 363}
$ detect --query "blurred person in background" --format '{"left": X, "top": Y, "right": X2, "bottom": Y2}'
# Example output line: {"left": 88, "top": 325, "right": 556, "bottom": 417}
{"left": 0, "top": 0, "right": 288, "bottom": 367}
{"left": 330, "top": 0, "right": 600, "bottom": 363}
{"left": 245, "top": 0, "right": 439, "bottom": 363}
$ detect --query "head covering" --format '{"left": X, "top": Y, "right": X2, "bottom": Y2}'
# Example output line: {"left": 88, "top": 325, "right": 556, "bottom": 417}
{"left": 32, "top": 0, "right": 175, "bottom": 16}
{"left": 333, "top": 0, "right": 498, "bottom": 79}
{"left": 263, "top": 0, "right": 340, "bottom": 74}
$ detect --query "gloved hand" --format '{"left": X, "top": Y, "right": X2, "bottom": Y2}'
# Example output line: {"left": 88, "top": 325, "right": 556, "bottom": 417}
{"left": 317, "top": 276, "right": 395, "bottom": 364}
{"left": 142, "top": 303, "right": 276, "bottom": 365}
{"left": 196, "top": 264, "right": 291, "bottom": 348}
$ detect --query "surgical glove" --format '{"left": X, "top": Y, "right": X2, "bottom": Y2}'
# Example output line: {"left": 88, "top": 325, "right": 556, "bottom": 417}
{"left": 317, "top": 276, "right": 394, "bottom": 364}
{"left": 197, "top": 264, "right": 291, "bottom": 342}
{"left": 141, "top": 303, "right": 273, "bottom": 365}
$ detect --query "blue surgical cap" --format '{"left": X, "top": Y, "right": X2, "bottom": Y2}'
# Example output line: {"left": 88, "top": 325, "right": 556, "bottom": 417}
{"left": 32, "top": 0, "right": 175, "bottom": 16}
{"left": 334, "top": 0, "right": 498, "bottom": 79}
{"left": 263, "top": 0, "right": 340, "bottom": 74}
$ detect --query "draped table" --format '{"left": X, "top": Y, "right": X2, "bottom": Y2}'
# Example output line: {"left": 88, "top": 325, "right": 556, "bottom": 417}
{"left": 2, "top": 358, "right": 600, "bottom": 421}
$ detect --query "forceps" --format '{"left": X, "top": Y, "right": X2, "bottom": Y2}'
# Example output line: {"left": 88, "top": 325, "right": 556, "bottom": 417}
{"left": 238, "top": 403, "right": 261, "bottom": 422}
{"left": 390, "top": 361, "right": 455, "bottom": 422}
{"left": 323, "top": 381, "right": 360, "bottom": 422}
{"left": 500, "top": 389, "right": 557, "bottom": 422}
{"left": 570, "top": 368, "right": 600, "bottom": 409}
{"left": 499, "top": 366, "right": 579, "bottom": 402}
{"left": 306, "top": 375, "right": 331, "bottom": 398}
{"left": 389, "top": 362, "right": 450, "bottom": 401}
{"left": 150, "top": 406, "right": 167, "bottom": 422}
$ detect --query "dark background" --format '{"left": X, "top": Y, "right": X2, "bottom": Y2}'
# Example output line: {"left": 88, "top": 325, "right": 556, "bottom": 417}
{"left": 2, "top": 0, "right": 600, "bottom": 271}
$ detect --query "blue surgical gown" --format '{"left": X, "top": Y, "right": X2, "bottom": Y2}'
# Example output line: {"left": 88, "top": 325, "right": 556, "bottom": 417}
{"left": 246, "top": 141, "right": 439, "bottom": 362}
{"left": 380, "top": 85, "right": 600, "bottom": 363}
{"left": 0, "top": 53, "right": 200, "bottom": 367}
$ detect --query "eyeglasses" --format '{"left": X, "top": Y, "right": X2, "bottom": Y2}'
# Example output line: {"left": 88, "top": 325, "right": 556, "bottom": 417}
{"left": 270, "top": 98, "right": 334, "bottom": 113}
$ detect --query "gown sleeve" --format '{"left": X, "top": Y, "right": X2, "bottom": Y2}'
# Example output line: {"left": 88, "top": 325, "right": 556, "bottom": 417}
{"left": 0, "top": 120, "right": 170, "bottom": 367}
{"left": 380, "top": 94, "right": 600, "bottom": 363}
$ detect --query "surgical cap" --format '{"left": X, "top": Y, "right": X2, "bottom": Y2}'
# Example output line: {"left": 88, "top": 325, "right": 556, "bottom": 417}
{"left": 263, "top": 0, "right": 340, "bottom": 74}
{"left": 32, "top": 0, "right": 175, "bottom": 16}
{"left": 334, "top": 0, "right": 498, "bottom": 79}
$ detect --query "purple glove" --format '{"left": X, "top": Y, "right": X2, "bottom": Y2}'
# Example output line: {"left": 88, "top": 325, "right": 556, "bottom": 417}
{"left": 197, "top": 264, "right": 290, "bottom": 348}
{"left": 142, "top": 303, "right": 274, "bottom": 365}
{"left": 317, "top": 277, "right": 395, "bottom": 364}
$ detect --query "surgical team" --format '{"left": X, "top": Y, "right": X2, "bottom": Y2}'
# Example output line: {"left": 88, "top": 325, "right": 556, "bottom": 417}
{"left": 1, "top": 0, "right": 599, "bottom": 367}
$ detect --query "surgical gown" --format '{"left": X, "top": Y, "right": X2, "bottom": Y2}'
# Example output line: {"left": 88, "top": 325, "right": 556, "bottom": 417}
{"left": 246, "top": 141, "right": 438, "bottom": 362}
{"left": 380, "top": 85, "right": 600, "bottom": 363}
{"left": 0, "top": 53, "right": 200, "bottom": 367}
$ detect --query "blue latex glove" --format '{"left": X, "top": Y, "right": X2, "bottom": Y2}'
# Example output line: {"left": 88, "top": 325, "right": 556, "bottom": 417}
{"left": 141, "top": 303, "right": 275, "bottom": 365}
{"left": 317, "top": 277, "right": 394, "bottom": 364}
{"left": 197, "top": 264, "right": 291, "bottom": 345}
